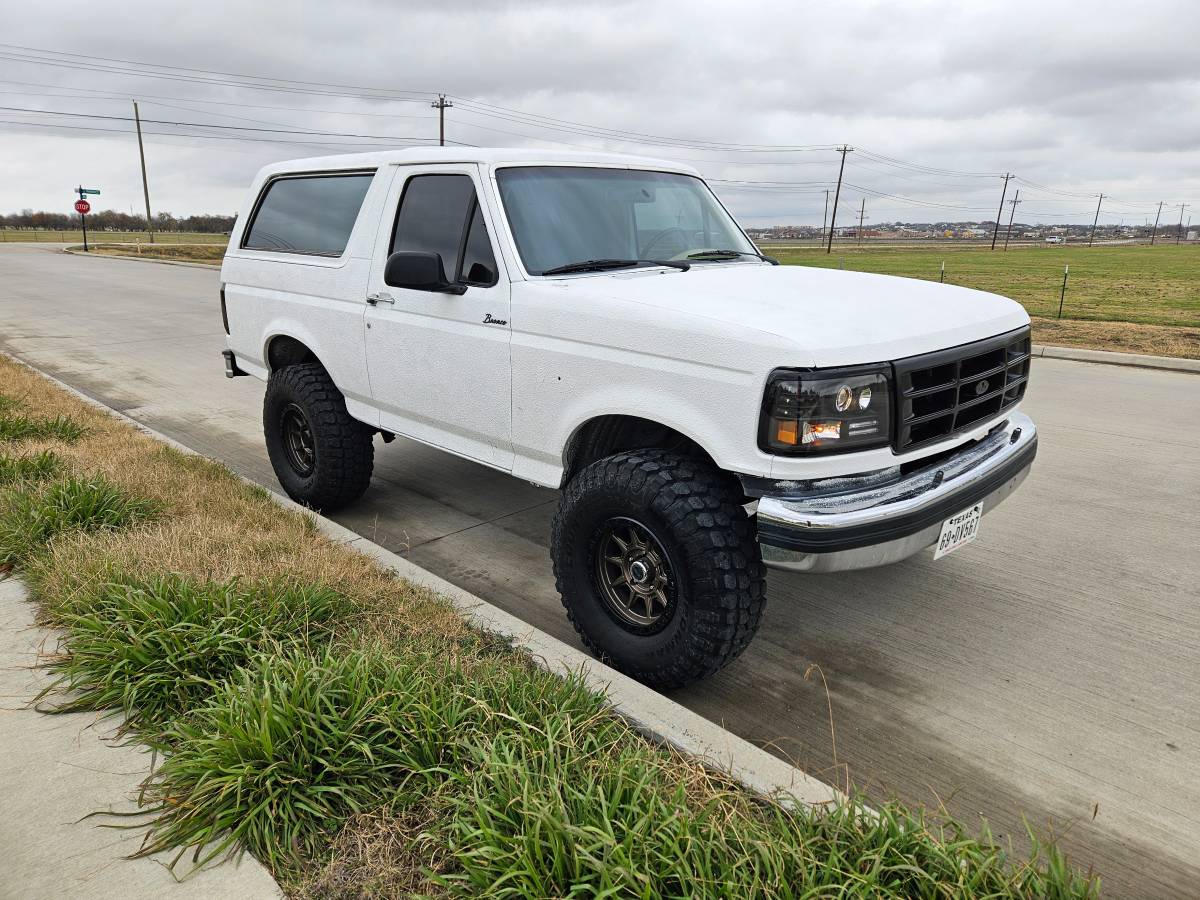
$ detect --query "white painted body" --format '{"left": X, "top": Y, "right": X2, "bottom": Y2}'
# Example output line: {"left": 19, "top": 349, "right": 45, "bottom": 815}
{"left": 222, "top": 148, "right": 1030, "bottom": 488}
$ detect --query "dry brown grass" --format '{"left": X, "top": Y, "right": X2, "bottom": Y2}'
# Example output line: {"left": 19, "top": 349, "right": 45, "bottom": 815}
{"left": 0, "top": 356, "right": 469, "bottom": 645}
{"left": 293, "top": 809, "right": 450, "bottom": 899}
{"left": 1031, "top": 317, "right": 1200, "bottom": 359}
{"left": 75, "top": 243, "right": 225, "bottom": 265}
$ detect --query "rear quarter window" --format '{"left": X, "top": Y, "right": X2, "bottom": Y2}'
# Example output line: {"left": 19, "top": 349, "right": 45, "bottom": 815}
{"left": 242, "top": 172, "right": 375, "bottom": 256}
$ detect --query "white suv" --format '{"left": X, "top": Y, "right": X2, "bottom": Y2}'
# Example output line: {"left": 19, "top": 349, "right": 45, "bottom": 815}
{"left": 221, "top": 148, "right": 1037, "bottom": 687}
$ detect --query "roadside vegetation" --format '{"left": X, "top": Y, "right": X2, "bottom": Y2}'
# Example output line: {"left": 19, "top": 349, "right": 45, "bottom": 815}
{"left": 70, "top": 242, "right": 225, "bottom": 264}
{"left": 776, "top": 244, "right": 1200, "bottom": 332}
{"left": 3, "top": 230, "right": 228, "bottom": 244}
{"left": 0, "top": 356, "right": 1100, "bottom": 897}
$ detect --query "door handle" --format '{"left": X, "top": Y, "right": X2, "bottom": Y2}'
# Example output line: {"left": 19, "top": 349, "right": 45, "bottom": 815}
{"left": 366, "top": 292, "right": 395, "bottom": 305}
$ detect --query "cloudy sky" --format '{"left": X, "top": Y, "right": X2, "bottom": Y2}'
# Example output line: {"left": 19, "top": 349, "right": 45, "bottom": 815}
{"left": 1, "top": 0, "right": 1197, "bottom": 226}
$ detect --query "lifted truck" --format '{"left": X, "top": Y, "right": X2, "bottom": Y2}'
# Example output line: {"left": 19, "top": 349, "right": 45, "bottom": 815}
{"left": 221, "top": 148, "right": 1037, "bottom": 688}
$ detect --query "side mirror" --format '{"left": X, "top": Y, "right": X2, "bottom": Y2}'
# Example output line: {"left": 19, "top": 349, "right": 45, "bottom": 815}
{"left": 383, "top": 251, "right": 466, "bottom": 295}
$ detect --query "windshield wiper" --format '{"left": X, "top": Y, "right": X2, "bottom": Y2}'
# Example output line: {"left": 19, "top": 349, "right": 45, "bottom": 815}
{"left": 541, "top": 258, "right": 690, "bottom": 275}
{"left": 686, "top": 249, "right": 779, "bottom": 265}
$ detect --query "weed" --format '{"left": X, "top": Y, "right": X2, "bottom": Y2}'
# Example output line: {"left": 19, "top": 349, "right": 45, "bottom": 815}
{"left": 0, "top": 475, "right": 158, "bottom": 566}
{"left": 0, "top": 412, "right": 85, "bottom": 443}
{"left": 44, "top": 575, "right": 349, "bottom": 733}
{"left": 0, "top": 450, "right": 62, "bottom": 486}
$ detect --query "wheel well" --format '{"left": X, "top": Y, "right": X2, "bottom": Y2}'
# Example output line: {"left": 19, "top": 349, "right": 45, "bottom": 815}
{"left": 266, "top": 335, "right": 319, "bottom": 372}
{"left": 561, "top": 415, "right": 718, "bottom": 487}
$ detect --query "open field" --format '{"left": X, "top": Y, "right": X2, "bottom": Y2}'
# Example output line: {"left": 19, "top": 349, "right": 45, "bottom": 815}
{"left": 2, "top": 230, "right": 227, "bottom": 244}
{"left": 774, "top": 244, "right": 1200, "bottom": 328}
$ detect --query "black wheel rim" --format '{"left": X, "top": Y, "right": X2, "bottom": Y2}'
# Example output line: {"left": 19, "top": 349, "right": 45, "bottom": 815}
{"left": 280, "top": 403, "right": 316, "bottom": 477}
{"left": 593, "top": 516, "right": 676, "bottom": 630}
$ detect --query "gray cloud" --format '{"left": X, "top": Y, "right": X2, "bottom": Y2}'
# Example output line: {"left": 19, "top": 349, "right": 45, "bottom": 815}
{"left": 1, "top": 0, "right": 1196, "bottom": 225}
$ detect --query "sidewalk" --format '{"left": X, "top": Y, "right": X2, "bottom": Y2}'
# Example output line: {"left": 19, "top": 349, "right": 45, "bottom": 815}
{"left": 0, "top": 579, "right": 280, "bottom": 900}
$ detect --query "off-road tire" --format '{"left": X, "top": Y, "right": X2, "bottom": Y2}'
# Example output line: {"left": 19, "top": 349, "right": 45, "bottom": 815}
{"left": 263, "top": 362, "right": 374, "bottom": 511}
{"left": 551, "top": 449, "right": 766, "bottom": 688}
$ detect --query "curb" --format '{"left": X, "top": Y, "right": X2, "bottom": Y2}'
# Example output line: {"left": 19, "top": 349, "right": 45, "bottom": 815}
{"left": 1031, "top": 343, "right": 1200, "bottom": 374}
{"left": 6, "top": 352, "right": 844, "bottom": 813}
{"left": 61, "top": 246, "right": 221, "bottom": 271}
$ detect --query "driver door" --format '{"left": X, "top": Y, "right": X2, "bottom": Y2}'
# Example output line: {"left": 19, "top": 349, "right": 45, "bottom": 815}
{"left": 364, "top": 166, "right": 513, "bottom": 470}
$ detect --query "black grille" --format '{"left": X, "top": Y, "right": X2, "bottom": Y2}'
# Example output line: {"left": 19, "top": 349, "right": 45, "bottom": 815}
{"left": 893, "top": 326, "right": 1031, "bottom": 452}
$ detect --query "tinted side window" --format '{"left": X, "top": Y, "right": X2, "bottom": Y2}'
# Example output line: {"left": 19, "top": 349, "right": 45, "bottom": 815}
{"left": 392, "top": 175, "right": 475, "bottom": 274}
{"left": 243, "top": 173, "right": 373, "bottom": 256}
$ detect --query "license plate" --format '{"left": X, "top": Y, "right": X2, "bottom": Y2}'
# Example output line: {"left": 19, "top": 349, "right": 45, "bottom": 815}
{"left": 933, "top": 502, "right": 983, "bottom": 560}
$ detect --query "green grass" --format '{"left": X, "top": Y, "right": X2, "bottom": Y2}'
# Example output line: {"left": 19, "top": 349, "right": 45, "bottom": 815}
{"left": 774, "top": 244, "right": 1200, "bottom": 327}
{"left": 0, "top": 450, "right": 62, "bottom": 486}
{"left": 0, "top": 411, "right": 85, "bottom": 443}
{"left": 42, "top": 576, "right": 351, "bottom": 734}
{"left": 0, "top": 475, "right": 159, "bottom": 567}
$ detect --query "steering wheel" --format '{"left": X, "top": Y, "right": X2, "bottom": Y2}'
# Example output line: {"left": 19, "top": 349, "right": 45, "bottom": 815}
{"left": 639, "top": 227, "right": 689, "bottom": 259}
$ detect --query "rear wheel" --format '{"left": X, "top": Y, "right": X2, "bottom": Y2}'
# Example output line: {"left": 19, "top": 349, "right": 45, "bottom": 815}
{"left": 263, "top": 363, "right": 374, "bottom": 511}
{"left": 551, "top": 450, "right": 766, "bottom": 688}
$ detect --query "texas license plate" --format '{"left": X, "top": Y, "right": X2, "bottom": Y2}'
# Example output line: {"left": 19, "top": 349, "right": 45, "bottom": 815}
{"left": 933, "top": 502, "right": 983, "bottom": 560}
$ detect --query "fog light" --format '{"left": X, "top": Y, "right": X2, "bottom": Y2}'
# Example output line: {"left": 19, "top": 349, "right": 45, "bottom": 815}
{"left": 858, "top": 386, "right": 872, "bottom": 410}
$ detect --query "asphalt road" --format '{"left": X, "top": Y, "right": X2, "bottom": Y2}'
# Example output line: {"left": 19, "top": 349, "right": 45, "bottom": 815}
{"left": 3, "top": 244, "right": 1198, "bottom": 897}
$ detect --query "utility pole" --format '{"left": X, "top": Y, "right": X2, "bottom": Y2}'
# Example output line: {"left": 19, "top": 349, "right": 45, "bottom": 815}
{"left": 431, "top": 94, "right": 453, "bottom": 146}
{"left": 1003, "top": 189, "right": 1020, "bottom": 250}
{"left": 1150, "top": 200, "right": 1163, "bottom": 244}
{"left": 133, "top": 101, "right": 155, "bottom": 244}
{"left": 826, "top": 146, "right": 851, "bottom": 254}
{"left": 1088, "top": 193, "right": 1104, "bottom": 246}
{"left": 990, "top": 173, "right": 1011, "bottom": 249}
{"left": 1177, "top": 204, "right": 1188, "bottom": 243}
{"left": 858, "top": 198, "right": 865, "bottom": 245}
{"left": 821, "top": 189, "right": 830, "bottom": 245}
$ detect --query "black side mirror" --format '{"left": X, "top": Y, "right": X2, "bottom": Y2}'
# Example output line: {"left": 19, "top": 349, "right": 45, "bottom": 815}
{"left": 383, "top": 251, "right": 467, "bottom": 295}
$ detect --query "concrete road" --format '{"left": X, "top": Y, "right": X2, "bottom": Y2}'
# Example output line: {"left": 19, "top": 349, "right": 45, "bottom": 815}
{"left": 3, "top": 244, "right": 1198, "bottom": 897}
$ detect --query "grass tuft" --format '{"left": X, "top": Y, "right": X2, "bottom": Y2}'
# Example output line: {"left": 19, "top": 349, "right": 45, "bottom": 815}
{"left": 0, "top": 475, "right": 159, "bottom": 567}
{"left": 43, "top": 575, "right": 351, "bottom": 733}
{"left": 0, "top": 411, "right": 85, "bottom": 443}
{"left": 0, "top": 450, "right": 62, "bottom": 486}
{"left": 138, "top": 647, "right": 458, "bottom": 871}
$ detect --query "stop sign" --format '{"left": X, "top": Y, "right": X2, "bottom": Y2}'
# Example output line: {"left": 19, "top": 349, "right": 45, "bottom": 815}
{"left": 74, "top": 199, "right": 91, "bottom": 214}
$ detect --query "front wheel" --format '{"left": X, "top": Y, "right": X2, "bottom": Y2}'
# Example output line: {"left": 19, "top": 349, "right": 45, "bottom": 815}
{"left": 263, "top": 363, "right": 374, "bottom": 511}
{"left": 551, "top": 450, "right": 766, "bottom": 688}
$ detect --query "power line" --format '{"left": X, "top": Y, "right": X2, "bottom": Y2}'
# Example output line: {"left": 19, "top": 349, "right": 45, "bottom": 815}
{"left": 0, "top": 104, "right": 473, "bottom": 145}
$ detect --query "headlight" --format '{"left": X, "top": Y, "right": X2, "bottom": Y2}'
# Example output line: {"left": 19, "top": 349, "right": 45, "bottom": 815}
{"left": 759, "top": 365, "right": 892, "bottom": 455}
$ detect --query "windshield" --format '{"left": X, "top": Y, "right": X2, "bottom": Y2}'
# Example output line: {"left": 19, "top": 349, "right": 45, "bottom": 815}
{"left": 495, "top": 166, "right": 757, "bottom": 275}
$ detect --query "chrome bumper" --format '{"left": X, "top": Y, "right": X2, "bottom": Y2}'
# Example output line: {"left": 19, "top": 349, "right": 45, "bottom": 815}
{"left": 755, "top": 413, "right": 1037, "bottom": 573}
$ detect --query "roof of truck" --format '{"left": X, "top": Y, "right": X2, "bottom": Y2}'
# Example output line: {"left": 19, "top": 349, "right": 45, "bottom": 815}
{"left": 255, "top": 146, "right": 701, "bottom": 179}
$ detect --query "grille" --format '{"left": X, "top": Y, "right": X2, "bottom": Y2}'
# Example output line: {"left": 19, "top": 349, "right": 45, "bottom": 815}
{"left": 893, "top": 326, "right": 1031, "bottom": 452}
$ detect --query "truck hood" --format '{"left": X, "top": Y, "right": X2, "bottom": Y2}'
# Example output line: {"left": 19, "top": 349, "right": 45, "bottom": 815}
{"left": 553, "top": 263, "right": 1030, "bottom": 367}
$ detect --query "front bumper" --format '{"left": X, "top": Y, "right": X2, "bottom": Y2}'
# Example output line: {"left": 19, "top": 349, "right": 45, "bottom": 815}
{"left": 754, "top": 412, "right": 1037, "bottom": 573}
